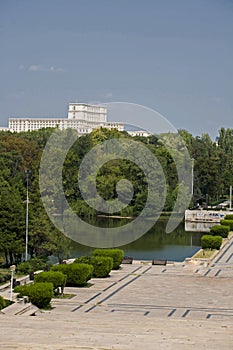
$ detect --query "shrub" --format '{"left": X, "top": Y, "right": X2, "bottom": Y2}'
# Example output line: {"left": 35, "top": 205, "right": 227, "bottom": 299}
{"left": 210, "top": 225, "right": 230, "bottom": 238}
{"left": 91, "top": 256, "right": 113, "bottom": 278}
{"left": 220, "top": 219, "right": 233, "bottom": 231}
{"left": 211, "top": 236, "right": 223, "bottom": 250}
{"left": 0, "top": 273, "right": 11, "bottom": 284}
{"left": 0, "top": 296, "right": 11, "bottom": 310}
{"left": 0, "top": 295, "right": 6, "bottom": 310}
{"left": 17, "top": 258, "right": 47, "bottom": 275}
{"left": 92, "top": 249, "right": 124, "bottom": 269}
{"left": 74, "top": 256, "right": 113, "bottom": 278}
{"left": 201, "top": 235, "right": 222, "bottom": 250}
{"left": 17, "top": 261, "right": 33, "bottom": 274}
{"left": 34, "top": 271, "right": 67, "bottom": 294}
{"left": 51, "top": 263, "right": 93, "bottom": 287}
{"left": 74, "top": 256, "right": 92, "bottom": 265}
{"left": 29, "top": 257, "right": 48, "bottom": 271}
{"left": 14, "top": 285, "right": 28, "bottom": 298}
{"left": 224, "top": 214, "right": 233, "bottom": 220}
{"left": 14, "top": 282, "right": 54, "bottom": 309}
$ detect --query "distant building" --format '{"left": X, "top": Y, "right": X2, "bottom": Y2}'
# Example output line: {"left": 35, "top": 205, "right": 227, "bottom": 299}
{"left": 0, "top": 126, "right": 9, "bottom": 132}
{"left": 127, "top": 130, "right": 151, "bottom": 137}
{"left": 8, "top": 103, "right": 124, "bottom": 134}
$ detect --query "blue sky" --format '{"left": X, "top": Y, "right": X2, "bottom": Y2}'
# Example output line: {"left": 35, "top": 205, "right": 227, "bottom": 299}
{"left": 0, "top": 0, "right": 233, "bottom": 137}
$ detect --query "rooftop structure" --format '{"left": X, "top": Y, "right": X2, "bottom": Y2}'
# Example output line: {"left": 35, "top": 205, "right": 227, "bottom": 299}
{"left": 8, "top": 103, "right": 124, "bottom": 134}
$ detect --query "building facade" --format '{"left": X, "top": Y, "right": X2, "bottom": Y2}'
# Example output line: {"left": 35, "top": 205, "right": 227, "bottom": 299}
{"left": 8, "top": 103, "right": 124, "bottom": 134}
{"left": 0, "top": 126, "right": 9, "bottom": 132}
{"left": 127, "top": 130, "right": 152, "bottom": 137}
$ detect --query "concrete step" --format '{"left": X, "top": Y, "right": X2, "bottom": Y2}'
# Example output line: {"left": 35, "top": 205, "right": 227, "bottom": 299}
{"left": 1, "top": 301, "right": 39, "bottom": 316}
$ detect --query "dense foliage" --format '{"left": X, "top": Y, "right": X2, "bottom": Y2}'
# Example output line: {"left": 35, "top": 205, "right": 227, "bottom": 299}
{"left": 210, "top": 225, "right": 230, "bottom": 238}
{"left": 220, "top": 220, "right": 233, "bottom": 231}
{"left": 0, "top": 272, "right": 11, "bottom": 284}
{"left": 201, "top": 235, "right": 222, "bottom": 250}
{"left": 16, "top": 257, "right": 49, "bottom": 274}
{"left": 1, "top": 127, "right": 233, "bottom": 265}
{"left": 14, "top": 282, "right": 54, "bottom": 309}
{"left": 0, "top": 295, "right": 11, "bottom": 310}
{"left": 224, "top": 214, "right": 233, "bottom": 220}
{"left": 92, "top": 248, "right": 124, "bottom": 269}
{"left": 51, "top": 263, "right": 93, "bottom": 286}
{"left": 74, "top": 256, "right": 114, "bottom": 278}
{"left": 34, "top": 271, "right": 66, "bottom": 294}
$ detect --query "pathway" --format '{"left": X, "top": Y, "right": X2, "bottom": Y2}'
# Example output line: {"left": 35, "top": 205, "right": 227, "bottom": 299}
{"left": 0, "top": 237, "right": 233, "bottom": 349}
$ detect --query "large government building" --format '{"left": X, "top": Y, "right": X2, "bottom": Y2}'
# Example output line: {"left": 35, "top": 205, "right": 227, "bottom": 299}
{"left": 2, "top": 102, "right": 151, "bottom": 137}
{"left": 8, "top": 103, "right": 124, "bottom": 134}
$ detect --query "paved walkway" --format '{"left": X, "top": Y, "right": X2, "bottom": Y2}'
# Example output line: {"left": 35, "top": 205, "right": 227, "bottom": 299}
{"left": 1, "top": 236, "right": 233, "bottom": 349}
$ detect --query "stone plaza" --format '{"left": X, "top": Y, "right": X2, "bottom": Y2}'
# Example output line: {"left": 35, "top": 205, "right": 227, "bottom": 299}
{"left": 1, "top": 237, "right": 233, "bottom": 349}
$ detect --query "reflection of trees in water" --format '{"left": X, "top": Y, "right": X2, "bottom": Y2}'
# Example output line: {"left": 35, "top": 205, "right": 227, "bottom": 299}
{"left": 70, "top": 218, "right": 202, "bottom": 255}
{"left": 120, "top": 220, "right": 202, "bottom": 252}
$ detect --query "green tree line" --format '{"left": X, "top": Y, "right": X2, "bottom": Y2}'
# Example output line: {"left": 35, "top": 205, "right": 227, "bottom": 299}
{"left": 0, "top": 126, "right": 232, "bottom": 264}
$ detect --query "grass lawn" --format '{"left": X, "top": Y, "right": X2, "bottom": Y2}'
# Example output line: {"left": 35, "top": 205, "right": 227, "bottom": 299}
{"left": 0, "top": 268, "right": 11, "bottom": 274}
{"left": 193, "top": 249, "right": 216, "bottom": 259}
{"left": 53, "top": 294, "right": 75, "bottom": 299}
{"left": 0, "top": 268, "right": 22, "bottom": 286}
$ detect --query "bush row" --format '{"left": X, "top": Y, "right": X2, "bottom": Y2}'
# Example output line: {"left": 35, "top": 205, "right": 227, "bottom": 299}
{"left": 51, "top": 263, "right": 93, "bottom": 287}
{"left": 201, "top": 235, "right": 222, "bottom": 250}
{"left": 74, "top": 256, "right": 113, "bottom": 278}
{"left": 14, "top": 282, "right": 54, "bottom": 309}
{"left": 224, "top": 214, "right": 233, "bottom": 220}
{"left": 34, "top": 271, "right": 66, "bottom": 294}
{"left": 220, "top": 219, "right": 233, "bottom": 231}
{"left": 13, "top": 248, "right": 125, "bottom": 309}
{"left": 92, "top": 249, "right": 124, "bottom": 270}
{"left": 210, "top": 225, "right": 230, "bottom": 238}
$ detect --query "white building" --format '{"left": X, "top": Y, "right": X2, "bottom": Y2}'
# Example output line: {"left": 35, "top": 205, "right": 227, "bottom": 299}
{"left": 127, "top": 130, "right": 152, "bottom": 137}
{"left": 68, "top": 103, "right": 107, "bottom": 124}
{"left": 0, "top": 126, "right": 9, "bottom": 132}
{"left": 8, "top": 103, "right": 124, "bottom": 134}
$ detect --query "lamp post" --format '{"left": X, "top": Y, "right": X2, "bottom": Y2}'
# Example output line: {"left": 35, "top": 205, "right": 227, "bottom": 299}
{"left": 25, "top": 170, "right": 31, "bottom": 261}
{"left": 10, "top": 265, "right": 16, "bottom": 301}
{"left": 191, "top": 158, "right": 194, "bottom": 196}
{"left": 230, "top": 185, "right": 232, "bottom": 210}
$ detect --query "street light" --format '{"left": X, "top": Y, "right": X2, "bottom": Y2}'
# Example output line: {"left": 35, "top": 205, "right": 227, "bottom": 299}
{"left": 230, "top": 185, "right": 232, "bottom": 210}
{"left": 10, "top": 265, "right": 16, "bottom": 301}
{"left": 25, "top": 170, "right": 31, "bottom": 261}
{"left": 191, "top": 158, "right": 194, "bottom": 196}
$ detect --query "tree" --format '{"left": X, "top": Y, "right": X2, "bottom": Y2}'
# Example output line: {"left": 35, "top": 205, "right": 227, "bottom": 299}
{"left": 0, "top": 186, "right": 25, "bottom": 264}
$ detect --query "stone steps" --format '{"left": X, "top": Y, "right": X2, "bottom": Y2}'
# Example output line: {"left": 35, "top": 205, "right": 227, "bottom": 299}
{"left": 1, "top": 301, "right": 38, "bottom": 316}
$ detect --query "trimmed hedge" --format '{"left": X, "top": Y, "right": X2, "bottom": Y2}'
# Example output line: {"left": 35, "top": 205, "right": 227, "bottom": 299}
{"left": 220, "top": 219, "right": 233, "bottom": 231}
{"left": 51, "top": 263, "right": 93, "bottom": 287}
{"left": 14, "top": 282, "right": 54, "bottom": 309}
{"left": 0, "top": 295, "right": 6, "bottom": 310}
{"left": 224, "top": 214, "right": 233, "bottom": 220}
{"left": 0, "top": 296, "right": 11, "bottom": 310}
{"left": 74, "top": 256, "right": 92, "bottom": 265}
{"left": 92, "top": 249, "right": 124, "bottom": 270}
{"left": 210, "top": 225, "right": 230, "bottom": 238}
{"left": 74, "top": 256, "right": 113, "bottom": 278}
{"left": 34, "top": 271, "right": 67, "bottom": 294}
{"left": 201, "top": 235, "right": 222, "bottom": 250}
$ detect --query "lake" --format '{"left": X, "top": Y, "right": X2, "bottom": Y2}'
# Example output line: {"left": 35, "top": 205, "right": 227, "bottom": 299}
{"left": 70, "top": 217, "right": 204, "bottom": 262}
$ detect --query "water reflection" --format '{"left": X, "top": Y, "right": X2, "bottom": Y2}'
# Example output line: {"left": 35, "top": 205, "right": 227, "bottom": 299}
{"left": 70, "top": 218, "right": 203, "bottom": 262}
{"left": 185, "top": 221, "right": 216, "bottom": 232}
